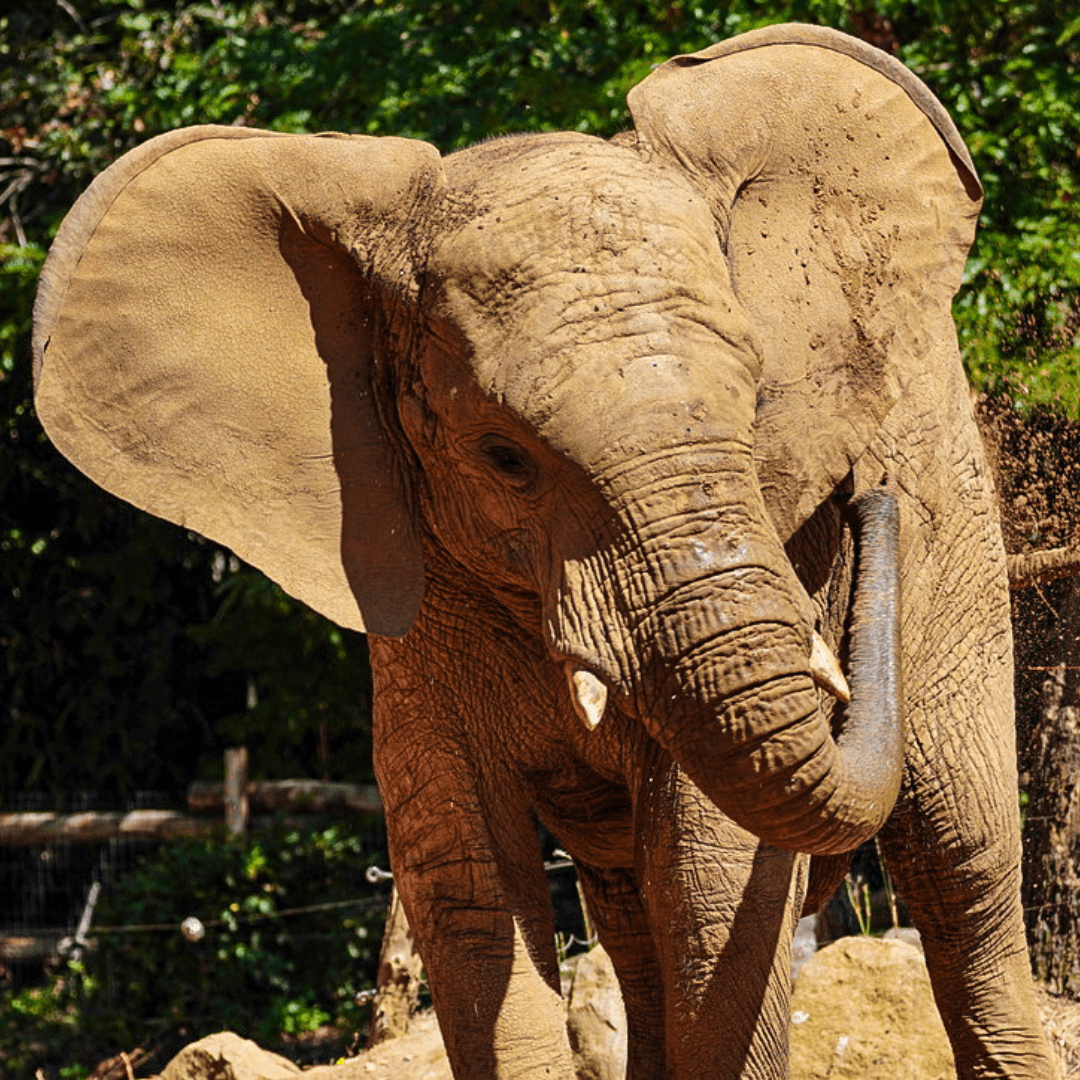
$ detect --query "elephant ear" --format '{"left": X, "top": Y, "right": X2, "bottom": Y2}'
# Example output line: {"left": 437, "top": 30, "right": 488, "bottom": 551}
{"left": 627, "top": 23, "right": 982, "bottom": 539}
{"left": 34, "top": 126, "right": 443, "bottom": 636}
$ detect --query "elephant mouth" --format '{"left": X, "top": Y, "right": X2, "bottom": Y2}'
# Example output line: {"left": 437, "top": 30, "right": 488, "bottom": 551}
{"left": 555, "top": 488, "right": 902, "bottom": 856}
{"left": 564, "top": 630, "right": 849, "bottom": 732}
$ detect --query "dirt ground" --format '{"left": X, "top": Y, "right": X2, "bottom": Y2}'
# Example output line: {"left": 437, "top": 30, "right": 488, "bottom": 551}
{"left": 339, "top": 989, "right": 1080, "bottom": 1080}
{"left": 150, "top": 938, "right": 1080, "bottom": 1080}
{"left": 150, "top": 989, "right": 1080, "bottom": 1080}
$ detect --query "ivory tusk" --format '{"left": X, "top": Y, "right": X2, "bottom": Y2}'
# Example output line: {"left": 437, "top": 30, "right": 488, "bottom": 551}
{"left": 810, "top": 631, "right": 851, "bottom": 704}
{"left": 568, "top": 668, "right": 608, "bottom": 731}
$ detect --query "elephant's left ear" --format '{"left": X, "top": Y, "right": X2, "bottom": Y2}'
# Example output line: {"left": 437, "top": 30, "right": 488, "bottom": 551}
{"left": 627, "top": 24, "right": 982, "bottom": 538}
{"left": 34, "top": 126, "right": 443, "bottom": 635}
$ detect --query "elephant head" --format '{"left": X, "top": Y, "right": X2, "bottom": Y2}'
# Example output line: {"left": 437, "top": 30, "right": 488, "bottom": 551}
{"left": 33, "top": 26, "right": 980, "bottom": 854}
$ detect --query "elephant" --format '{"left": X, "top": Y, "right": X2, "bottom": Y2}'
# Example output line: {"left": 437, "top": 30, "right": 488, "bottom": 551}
{"left": 32, "top": 22, "right": 1056, "bottom": 1080}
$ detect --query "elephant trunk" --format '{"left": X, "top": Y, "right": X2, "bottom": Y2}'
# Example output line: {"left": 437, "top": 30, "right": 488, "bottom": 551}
{"left": 582, "top": 450, "right": 903, "bottom": 856}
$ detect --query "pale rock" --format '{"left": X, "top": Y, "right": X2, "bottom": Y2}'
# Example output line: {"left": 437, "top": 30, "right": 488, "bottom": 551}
{"left": 158, "top": 1031, "right": 300, "bottom": 1080}
{"left": 789, "top": 935, "right": 956, "bottom": 1080}
{"left": 566, "top": 945, "right": 628, "bottom": 1080}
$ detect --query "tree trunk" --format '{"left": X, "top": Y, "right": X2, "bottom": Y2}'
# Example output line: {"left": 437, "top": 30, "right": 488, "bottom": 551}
{"left": 368, "top": 886, "right": 424, "bottom": 1045}
{"left": 1016, "top": 577, "right": 1080, "bottom": 997}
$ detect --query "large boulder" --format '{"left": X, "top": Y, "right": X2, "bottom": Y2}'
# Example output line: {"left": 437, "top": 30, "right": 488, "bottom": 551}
{"left": 789, "top": 935, "right": 955, "bottom": 1079}
{"left": 158, "top": 1032, "right": 300, "bottom": 1079}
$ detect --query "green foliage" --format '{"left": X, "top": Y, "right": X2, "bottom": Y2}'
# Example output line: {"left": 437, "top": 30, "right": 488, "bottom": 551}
{"left": 890, "top": 2, "right": 1080, "bottom": 412}
{"left": 1, "top": 822, "right": 389, "bottom": 1074}
{"left": 188, "top": 565, "right": 374, "bottom": 781}
{"left": 1, "top": 4, "right": 381, "bottom": 801}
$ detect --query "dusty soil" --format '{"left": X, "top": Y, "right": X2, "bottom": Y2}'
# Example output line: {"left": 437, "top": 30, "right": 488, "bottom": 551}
{"left": 975, "top": 389, "right": 1080, "bottom": 557}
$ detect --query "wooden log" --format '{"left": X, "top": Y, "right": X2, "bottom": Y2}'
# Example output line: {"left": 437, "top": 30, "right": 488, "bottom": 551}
{"left": 187, "top": 778, "right": 383, "bottom": 815}
{"left": 0, "top": 810, "right": 209, "bottom": 846}
{"left": 0, "top": 933, "right": 69, "bottom": 962}
{"left": 0, "top": 809, "right": 335, "bottom": 846}
{"left": 1009, "top": 546, "right": 1080, "bottom": 590}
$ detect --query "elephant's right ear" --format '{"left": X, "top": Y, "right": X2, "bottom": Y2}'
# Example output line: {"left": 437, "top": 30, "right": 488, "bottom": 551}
{"left": 627, "top": 25, "right": 982, "bottom": 540}
{"left": 33, "top": 126, "right": 442, "bottom": 636}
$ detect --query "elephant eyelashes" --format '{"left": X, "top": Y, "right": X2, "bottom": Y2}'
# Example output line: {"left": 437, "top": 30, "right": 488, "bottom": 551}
{"left": 479, "top": 436, "right": 537, "bottom": 487}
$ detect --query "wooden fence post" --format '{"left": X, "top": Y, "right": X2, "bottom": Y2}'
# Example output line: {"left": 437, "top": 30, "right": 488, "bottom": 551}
{"left": 224, "top": 747, "right": 248, "bottom": 835}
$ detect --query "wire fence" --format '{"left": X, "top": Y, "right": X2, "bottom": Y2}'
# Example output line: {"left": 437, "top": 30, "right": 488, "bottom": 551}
{"left": 0, "top": 771, "right": 585, "bottom": 983}
{"left": 1, "top": 791, "right": 184, "bottom": 941}
{"left": 0, "top": 779, "right": 391, "bottom": 979}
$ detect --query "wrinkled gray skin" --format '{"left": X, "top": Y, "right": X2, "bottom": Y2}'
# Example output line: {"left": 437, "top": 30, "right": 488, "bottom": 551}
{"left": 32, "top": 25, "right": 1055, "bottom": 1080}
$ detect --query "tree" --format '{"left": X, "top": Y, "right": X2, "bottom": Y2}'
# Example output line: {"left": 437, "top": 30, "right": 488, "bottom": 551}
{"left": 979, "top": 393, "right": 1080, "bottom": 997}
{"left": 1018, "top": 578, "right": 1080, "bottom": 998}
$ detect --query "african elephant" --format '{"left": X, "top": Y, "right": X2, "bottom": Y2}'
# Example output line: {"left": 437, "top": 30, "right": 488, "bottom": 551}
{"left": 32, "top": 22, "right": 1055, "bottom": 1080}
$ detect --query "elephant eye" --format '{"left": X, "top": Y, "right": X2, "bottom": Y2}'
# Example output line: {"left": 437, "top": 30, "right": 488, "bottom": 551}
{"left": 479, "top": 436, "right": 537, "bottom": 487}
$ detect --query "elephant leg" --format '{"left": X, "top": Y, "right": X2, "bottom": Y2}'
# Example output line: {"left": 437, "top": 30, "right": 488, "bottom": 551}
{"left": 880, "top": 760, "right": 1056, "bottom": 1079}
{"left": 372, "top": 684, "right": 574, "bottom": 1078}
{"left": 852, "top": 363, "right": 1059, "bottom": 1076}
{"left": 635, "top": 754, "right": 806, "bottom": 1079}
{"left": 877, "top": 572, "right": 1058, "bottom": 1077}
{"left": 573, "top": 860, "right": 666, "bottom": 1078}
{"left": 381, "top": 767, "right": 572, "bottom": 1078}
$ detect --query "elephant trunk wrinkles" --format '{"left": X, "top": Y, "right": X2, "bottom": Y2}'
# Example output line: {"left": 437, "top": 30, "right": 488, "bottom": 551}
{"left": 629, "top": 486, "right": 903, "bottom": 856}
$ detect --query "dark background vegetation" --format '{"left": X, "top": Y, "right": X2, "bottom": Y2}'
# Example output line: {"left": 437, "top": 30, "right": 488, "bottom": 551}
{"left": 2, "top": 0, "right": 1079, "bottom": 1073}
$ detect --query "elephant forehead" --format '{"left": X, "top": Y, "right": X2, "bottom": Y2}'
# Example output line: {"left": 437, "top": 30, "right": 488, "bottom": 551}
{"left": 426, "top": 137, "right": 760, "bottom": 436}
{"left": 436, "top": 135, "right": 722, "bottom": 298}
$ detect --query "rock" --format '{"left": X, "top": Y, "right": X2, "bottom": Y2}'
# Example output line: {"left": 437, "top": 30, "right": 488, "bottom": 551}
{"left": 566, "top": 945, "right": 628, "bottom": 1080}
{"left": 882, "top": 925, "right": 924, "bottom": 952}
{"left": 789, "top": 935, "right": 956, "bottom": 1080}
{"left": 791, "top": 914, "right": 819, "bottom": 980}
{"left": 158, "top": 1032, "right": 300, "bottom": 1080}
{"left": 304, "top": 1012, "right": 451, "bottom": 1080}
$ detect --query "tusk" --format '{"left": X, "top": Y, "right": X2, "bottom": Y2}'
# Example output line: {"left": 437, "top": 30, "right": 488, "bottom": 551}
{"left": 568, "top": 668, "right": 608, "bottom": 731}
{"left": 810, "top": 631, "right": 851, "bottom": 704}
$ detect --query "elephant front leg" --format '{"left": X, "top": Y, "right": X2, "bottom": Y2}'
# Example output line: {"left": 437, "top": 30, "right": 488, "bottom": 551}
{"left": 635, "top": 756, "right": 806, "bottom": 1079}
{"left": 879, "top": 718, "right": 1060, "bottom": 1078}
{"left": 573, "top": 861, "right": 666, "bottom": 1078}
{"left": 373, "top": 716, "right": 574, "bottom": 1078}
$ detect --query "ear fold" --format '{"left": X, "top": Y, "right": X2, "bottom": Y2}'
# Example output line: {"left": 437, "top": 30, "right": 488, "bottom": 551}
{"left": 34, "top": 126, "right": 443, "bottom": 635}
{"left": 627, "top": 24, "right": 982, "bottom": 539}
